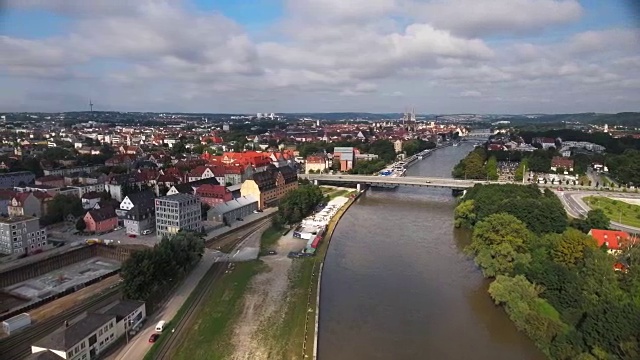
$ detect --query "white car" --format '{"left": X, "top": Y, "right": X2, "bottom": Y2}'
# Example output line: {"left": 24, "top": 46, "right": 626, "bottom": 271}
{"left": 141, "top": 229, "right": 152, "bottom": 235}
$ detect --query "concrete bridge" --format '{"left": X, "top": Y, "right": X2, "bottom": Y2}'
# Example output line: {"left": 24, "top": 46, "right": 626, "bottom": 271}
{"left": 299, "top": 174, "right": 629, "bottom": 193}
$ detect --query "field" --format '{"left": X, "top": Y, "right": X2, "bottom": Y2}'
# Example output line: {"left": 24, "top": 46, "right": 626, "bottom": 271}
{"left": 166, "top": 261, "right": 266, "bottom": 360}
{"left": 584, "top": 196, "right": 640, "bottom": 228}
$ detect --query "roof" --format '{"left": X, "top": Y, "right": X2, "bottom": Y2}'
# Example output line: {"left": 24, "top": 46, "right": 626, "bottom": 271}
{"left": 24, "top": 350, "right": 63, "bottom": 360}
{"left": 124, "top": 190, "right": 156, "bottom": 208}
{"left": 589, "top": 229, "right": 631, "bottom": 250}
{"left": 87, "top": 207, "right": 117, "bottom": 222}
{"left": 33, "top": 313, "right": 115, "bottom": 351}
{"left": 82, "top": 191, "right": 102, "bottom": 200}
{"left": 98, "top": 300, "right": 144, "bottom": 322}
{"left": 172, "top": 183, "right": 195, "bottom": 194}
{"left": 278, "top": 166, "right": 298, "bottom": 184}
{"left": 158, "top": 193, "right": 198, "bottom": 204}
{"left": 36, "top": 175, "right": 64, "bottom": 182}
{"left": 551, "top": 156, "right": 574, "bottom": 168}
{"left": 251, "top": 170, "right": 277, "bottom": 191}
{"left": 209, "top": 196, "right": 258, "bottom": 215}
{"left": 196, "top": 184, "right": 229, "bottom": 197}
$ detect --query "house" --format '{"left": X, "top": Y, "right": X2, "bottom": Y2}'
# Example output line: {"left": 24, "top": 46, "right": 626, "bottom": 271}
{"left": 305, "top": 153, "right": 329, "bottom": 174}
{"left": 35, "top": 175, "right": 65, "bottom": 188}
{"left": 0, "top": 171, "right": 36, "bottom": 189}
{"left": 30, "top": 313, "right": 117, "bottom": 360}
{"left": 533, "top": 137, "right": 557, "bottom": 149}
{"left": 8, "top": 192, "right": 51, "bottom": 218}
{"left": 121, "top": 190, "right": 156, "bottom": 235}
{"left": 332, "top": 147, "right": 356, "bottom": 172}
{"left": 240, "top": 165, "right": 298, "bottom": 209}
{"left": 207, "top": 196, "right": 258, "bottom": 226}
{"left": 0, "top": 189, "right": 15, "bottom": 216}
{"left": 81, "top": 192, "right": 102, "bottom": 210}
{"left": 166, "top": 177, "right": 221, "bottom": 196}
{"left": 187, "top": 166, "right": 217, "bottom": 182}
{"left": 551, "top": 157, "right": 574, "bottom": 174}
{"left": 223, "top": 165, "right": 253, "bottom": 186}
{"left": 196, "top": 184, "right": 233, "bottom": 206}
{"left": 83, "top": 207, "right": 118, "bottom": 233}
{"left": 588, "top": 229, "right": 633, "bottom": 254}
{"left": 394, "top": 139, "right": 403, "bottom": 154}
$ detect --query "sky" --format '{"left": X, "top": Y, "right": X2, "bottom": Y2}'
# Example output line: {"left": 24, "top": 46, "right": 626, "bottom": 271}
{"left": 0, "top": 0, "right": 639, "bottom": 114}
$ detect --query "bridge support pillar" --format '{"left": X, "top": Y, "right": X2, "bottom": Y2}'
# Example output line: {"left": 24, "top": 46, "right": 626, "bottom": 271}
{"left": 313, "top": 179, "right": 318, "bottom": 186}
{"left": 357, "top": 183, "right": 362, "bottom": 192}
{"left": 452, "top": 189, "right": 465, "bottom": 197}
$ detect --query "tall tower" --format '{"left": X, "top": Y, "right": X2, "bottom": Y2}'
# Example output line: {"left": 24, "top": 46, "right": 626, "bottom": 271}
{"left": 89, "top": 99, "right": 94, "bottom": 113}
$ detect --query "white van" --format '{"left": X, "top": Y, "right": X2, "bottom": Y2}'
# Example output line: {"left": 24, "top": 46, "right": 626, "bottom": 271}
{"left": 155, "top": 320, "right": 166, "bottom": 332}
{"left": 142, "top": 229, "right": 152, "bottom": 235}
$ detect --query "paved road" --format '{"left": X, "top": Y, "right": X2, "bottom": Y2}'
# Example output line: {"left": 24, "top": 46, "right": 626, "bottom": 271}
{"left": 110, "top": 250, "right": 218, "bottom": 360}
{"left": 556, "top": 190, "right": 640, "bottom": 233}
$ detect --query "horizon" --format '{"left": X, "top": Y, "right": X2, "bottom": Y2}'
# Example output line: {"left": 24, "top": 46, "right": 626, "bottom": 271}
{"left": 1, "top": 1, "right": 639, "bottom": 113}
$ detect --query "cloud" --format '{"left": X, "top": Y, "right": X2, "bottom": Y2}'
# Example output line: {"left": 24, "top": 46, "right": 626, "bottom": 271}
{"left": 406, "top": 0, "right": 583, "bottom": 37}
{"left": 459, "top": 90, "right": 482, "bottom": 98}
{"left": 0, "top": 0, "right": 638, "bottom": 113}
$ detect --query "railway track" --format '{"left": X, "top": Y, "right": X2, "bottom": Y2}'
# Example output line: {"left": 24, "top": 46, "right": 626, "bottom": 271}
{"left": 154, "top": 262, "right": 225, "bottom": 359}
{"left": 206, "top": 217, "right": 273, "bottom": 251}
{"left": 154, "top": 219, "right": 269, "bottom": 358}
{"left": 0, "top": 287, "right": 122, "bottom": 360}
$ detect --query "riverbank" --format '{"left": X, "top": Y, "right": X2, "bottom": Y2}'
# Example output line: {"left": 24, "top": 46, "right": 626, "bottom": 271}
{"left": 218, "top": 190, "right": 360, "bottom": 360}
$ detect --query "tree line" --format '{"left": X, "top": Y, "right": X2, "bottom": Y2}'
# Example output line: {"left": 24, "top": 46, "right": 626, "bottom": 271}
{"left": 120, "top": 231, "right": 205, "bottom": 301}
{"left": 455, "top": 184, "right": 639, "bottom": 359}
{"left": 451, "top": 147, "right": 498, "bottom": 180}
{"left": 273, "top": 184, "right": 325, "bottom": 228}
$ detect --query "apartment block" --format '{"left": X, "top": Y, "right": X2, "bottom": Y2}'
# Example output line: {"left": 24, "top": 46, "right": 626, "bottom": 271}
{"left": 155, "top": 193, "right": 201, "bottom": 238}
{"left": 0, "top": 216, "right": 47, "bottom": 255}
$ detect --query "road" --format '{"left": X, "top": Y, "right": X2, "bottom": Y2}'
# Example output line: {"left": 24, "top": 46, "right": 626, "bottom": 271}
{"left": 110, "top": 250, "right": 218, "bottom": 360}
{"left": 556, "top": 190, "right": 640, "bottom": 233}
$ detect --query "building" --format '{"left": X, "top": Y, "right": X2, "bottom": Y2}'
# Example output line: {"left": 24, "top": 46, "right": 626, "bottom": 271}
{"left": 97, "top": 300, "right": 146, "bottom": 339}
{"left": 394, "top": 139, "right": 403, "bottom": 154}
{"left": 70, "top": 184, "right": 106, "bottom": 199}
{"left": 588, "top": 229, "right": 633, "bottom": 254}
{"left": 0, "top": 216, "right": 47, "bottom": 255}
{"left": 155, "top": 193, "right": 202, "bottom": 238}
{"left": 305, "top": 153, "right": 329, "bottom": 174}
{"left": 333, "top": 147, "right": 356, "bottom": 172}
{"left": 81, "top": 192, "right": 102, "bottom": 210}
{"left": 30, "top": 313, "right": 117, "bottom": 360}
{"left": 532, "top": 137, "right": 557, "bottom": 149}
{"left": 121, "top": 190, "right": 156, "bottom": 236}
{"left": 207, "top": 196, "right": 258, "bottom": 226}
{"left": 195, "top": 184, "right": 233, "bottom": 207}
{"left": 35, "top": 175, "right": 65, "bottom": 188}
{"left": 551, "top": 157, "right": 574, "bottom": 174}
{"left": 240, "top": 165, "right": 298, "bottom": 209}
{"left": 83, "top": 207, "right": 118, "bottom": 233}
{"left": 8, "top": 192, "right": 51, "bottom": 218}
{"left": 166, "top": 177, "right": 221, "bottom": 196}
{"left": 42, "top": 165, "right": 102, "bottom": 177}
{"left": 0, "top": 189, "right": 15, "bottom": 216}
{"left": 0, "top": 171, "right": 35, "bottom": 189}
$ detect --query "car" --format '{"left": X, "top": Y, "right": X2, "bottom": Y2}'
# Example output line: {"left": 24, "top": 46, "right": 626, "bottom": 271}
{"left": 128, "top": 234, "right": 137, "bottom": 238}
{"left": 149, "top": 333, "right": 160, "bottom": 343}
{"left": 236, "top": 217, "right": 244, "bottom": 221}
{"left": 267, "top": 250, "right": 277, "bottom": 255}
{"left": 557, "top": 187, "right": 564, "bottom": 191}
{"left": 287, "top": 251, "right": 301, "bottom": 259}
{"left": 141, "top": 229, "right": 152, "bottom": 235}
{"left": 425, "top": 180, "right": 431, "bottom": 183}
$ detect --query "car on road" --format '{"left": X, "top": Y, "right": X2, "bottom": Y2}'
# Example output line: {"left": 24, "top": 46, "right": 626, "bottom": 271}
{"left": 425, "top": 180, "right": 431, "bottom": 183}
{"left": 114, "top": 226, "right": 122, "bottom": 231}
{"left": 149, "top": 333, "right": 160, "bottom": 343}
{"left": 557, "top": 187, "right": 564, "bottom": 191}
{"left": 128, "top": 234, "right": 137, "bottom": 238}
{"left": 267, "top": 250, "right": 277, "bottom": 255}
{"left": 141, "top": 229, "right": 152, "bottom": 235}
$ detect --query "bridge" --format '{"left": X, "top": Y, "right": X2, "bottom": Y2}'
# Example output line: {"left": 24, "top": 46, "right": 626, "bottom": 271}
{"left": 299, "top": 174, "right": 625, "bottom": 193}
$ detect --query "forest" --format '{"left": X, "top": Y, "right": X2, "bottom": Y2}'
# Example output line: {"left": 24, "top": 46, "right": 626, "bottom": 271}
{"left": 455, "top": 184, "right": 640, "bottom": 359}
{"left": 273, "top": 184, "right": 325, "bottom": 228}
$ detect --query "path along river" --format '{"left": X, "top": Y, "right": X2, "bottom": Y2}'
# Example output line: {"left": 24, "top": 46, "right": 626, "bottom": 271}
{"left": 318, "top": 142, "right": 546, "bottom": 360}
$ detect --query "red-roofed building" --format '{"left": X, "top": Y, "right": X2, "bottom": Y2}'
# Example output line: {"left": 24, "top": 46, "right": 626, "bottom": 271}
{"left": 551, "top": 157, "right": 574, "bottom": 173}
{"left": 35, "top": 175, "right": 65, "bottom": 188}
{"left": 8, "top": 192, "right": 51, "bottom": 218}
{"left": 588, "top": 229, "right": 633, "bottom": 254}
{"left": 84, "top": 207, "right": 118, "bottom": 233}
{"left": 188, "top": 166, "right": 217, "bottom": 182}
{"left": 196, "top": 184, "right": 233, "bottom": 206}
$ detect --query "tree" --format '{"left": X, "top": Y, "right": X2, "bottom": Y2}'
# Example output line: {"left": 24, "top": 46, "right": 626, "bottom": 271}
{"left": 75, "top": 217, "right": 86, "bottom": 232}
{"left": 486, "top": 156, "right": 499, "bottom": 180}
{"left": 274, "top": 184, "right": 324, "bottom": 227}
{"left": 45, "top": 194, "right": 84, "bottom": 224}
{"left": 584, "top": 209, "right": 610, "bottom": 230}
{"left": 466, "top": 213, "right": 532, "bottom": 277}
{"left": 551, "top": 228, "right": 597, "bottom": 268}
{"left": 454, "top": 200, "right": 476, "bottom": 228}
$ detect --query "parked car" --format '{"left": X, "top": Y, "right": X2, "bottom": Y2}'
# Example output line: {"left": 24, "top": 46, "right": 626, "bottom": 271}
{"left": 236, "top": 217, "right": 244, "bottom": 221}
{"left": 141, "top": 229, "right": 152, "bottom": 235}
{"left": 287, "top": 251, "right": 301, "bottom": 259}
{"left": 557, "top": 187, "right": 564, "bottom": 191}
{"left": 128, "top": 234, "right": 137, "bottom": 238}
{"left": 267, "top": 250, "right": 277, "bottom": 255}
{"left": 149, "top": 333, "right": 160, "bottom": 343}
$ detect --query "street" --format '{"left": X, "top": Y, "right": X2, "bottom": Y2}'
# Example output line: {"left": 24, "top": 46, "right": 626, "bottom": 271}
{"left": 555, "top": 190, "right": 640, "bottom": 233}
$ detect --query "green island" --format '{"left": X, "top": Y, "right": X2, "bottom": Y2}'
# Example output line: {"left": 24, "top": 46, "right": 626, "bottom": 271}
{"left": 455, "top": 184, "right": 640, "bottom": 360}
{"left": 584, "top": 196, "right": 640, "bottom": 228}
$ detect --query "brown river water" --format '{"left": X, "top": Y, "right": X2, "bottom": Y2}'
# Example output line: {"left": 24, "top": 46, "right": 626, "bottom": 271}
{"left": 318, "top": 142, "right": 546, "bottom": 360}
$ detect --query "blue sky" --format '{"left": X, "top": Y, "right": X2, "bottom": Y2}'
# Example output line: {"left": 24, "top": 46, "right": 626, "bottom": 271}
{"left": 0, "top": 0, "right": 639, "bottom": 113}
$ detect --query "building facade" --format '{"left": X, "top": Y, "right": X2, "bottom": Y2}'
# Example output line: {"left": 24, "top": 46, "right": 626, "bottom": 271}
{"left": 0, "top": 216, "right": 47, "bottom": 255}
{"left": 0, "top": 171, "right": 35, "bottom": 189}
{"left": 240, "top": 165, "right": 298, "bottom": 209}
{"left": 84, "top": 207, "right": 118, "bottom": 233}
{"left": 207, "top": 196, "right": 258, "bottom": 226}
{"left": 333, "top": 147, "right": 356, "bottom": 172}
{"left": 155, "top": 193, "right": 202, "bottom": 238}
{"left": 121, "top": 191, "right": 156, "bottom": 236}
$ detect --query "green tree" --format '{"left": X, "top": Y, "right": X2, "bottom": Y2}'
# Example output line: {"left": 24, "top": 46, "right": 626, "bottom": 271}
{"left": 514, "top": 159, "right": 528, "bottom": 182}
{"left": 486, "top": 156, "right": 499, "bottom": 180}
{"left": 454, "top": 200, "right": 476, "bottom": 228}
{"left": 551, "top": 228, "right": 597, "bottom": 268}
{"left": 44, "top": 194, "right": 84, "bottom": 224}
{"left": 466, "top": 213, "right": 532, "bottom": 277}
{"left": 75, "top": 217, "right": 86, "bottom": 232}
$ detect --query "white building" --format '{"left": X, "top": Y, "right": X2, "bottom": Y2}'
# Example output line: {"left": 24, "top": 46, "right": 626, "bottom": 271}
{"left": 155, "top": 193, "right": 202, "bottom": 238}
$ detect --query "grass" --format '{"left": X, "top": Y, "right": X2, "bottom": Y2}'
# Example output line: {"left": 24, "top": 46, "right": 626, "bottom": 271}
{"left": 584, "top": 196, "right": 640, "bottom": 228}
{"left": 327, "top": 189, "right": 354, "bottom": 200}
{"left": 260, "top": 226, "right": 282, "bottom": 252}
{"left": 167, "top": 261, "right": 266, "bottom": 360}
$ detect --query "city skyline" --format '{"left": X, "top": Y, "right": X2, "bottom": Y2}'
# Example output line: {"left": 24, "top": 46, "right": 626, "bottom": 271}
{"left": 1, "top": 0, "right": 639, "bottom": 114}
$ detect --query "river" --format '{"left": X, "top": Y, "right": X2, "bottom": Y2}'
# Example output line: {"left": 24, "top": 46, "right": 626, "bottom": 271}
{"left": 318, "top": 142, "right": 545, "bottom": 360}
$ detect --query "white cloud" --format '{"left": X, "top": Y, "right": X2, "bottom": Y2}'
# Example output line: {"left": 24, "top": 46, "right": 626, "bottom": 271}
{"left": 0, "top": 0, "right": 638, "bottom": 113}
{"left": 405, "top": 0, "right": 583, "bottom": 37}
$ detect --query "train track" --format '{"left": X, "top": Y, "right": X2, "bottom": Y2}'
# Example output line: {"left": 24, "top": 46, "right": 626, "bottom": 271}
{"left": 205, "top": 217, "right": 273, "bottom": 251}
{"left": 0, "top": 287, "right": 122, "bottom": 360}
{"left": 154, "top": 262, "right": 225, "bottom": 359}
{"left": 154, "top": 219, "right": 269, "bottom": 358}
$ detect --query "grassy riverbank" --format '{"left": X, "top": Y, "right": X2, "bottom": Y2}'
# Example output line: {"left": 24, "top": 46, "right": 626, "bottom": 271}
{"left": 167, "top": 261, "right": 266, "bottom": 360}
{"left": 584, "top": 196, "right": 640, "bottom": 228}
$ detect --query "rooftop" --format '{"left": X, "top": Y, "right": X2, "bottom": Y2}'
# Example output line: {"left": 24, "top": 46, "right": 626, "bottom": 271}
{"left": 158, "top": 193, "right": 198, "bottom": 203}
{"left": 0, "top": 215, "right": 38, "bottom": 224}
{"left": 33, "top": 313, "right": 115, "bottom": 351}
{"left": 98, "top": 300, "right": 145, "bottom": 322}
